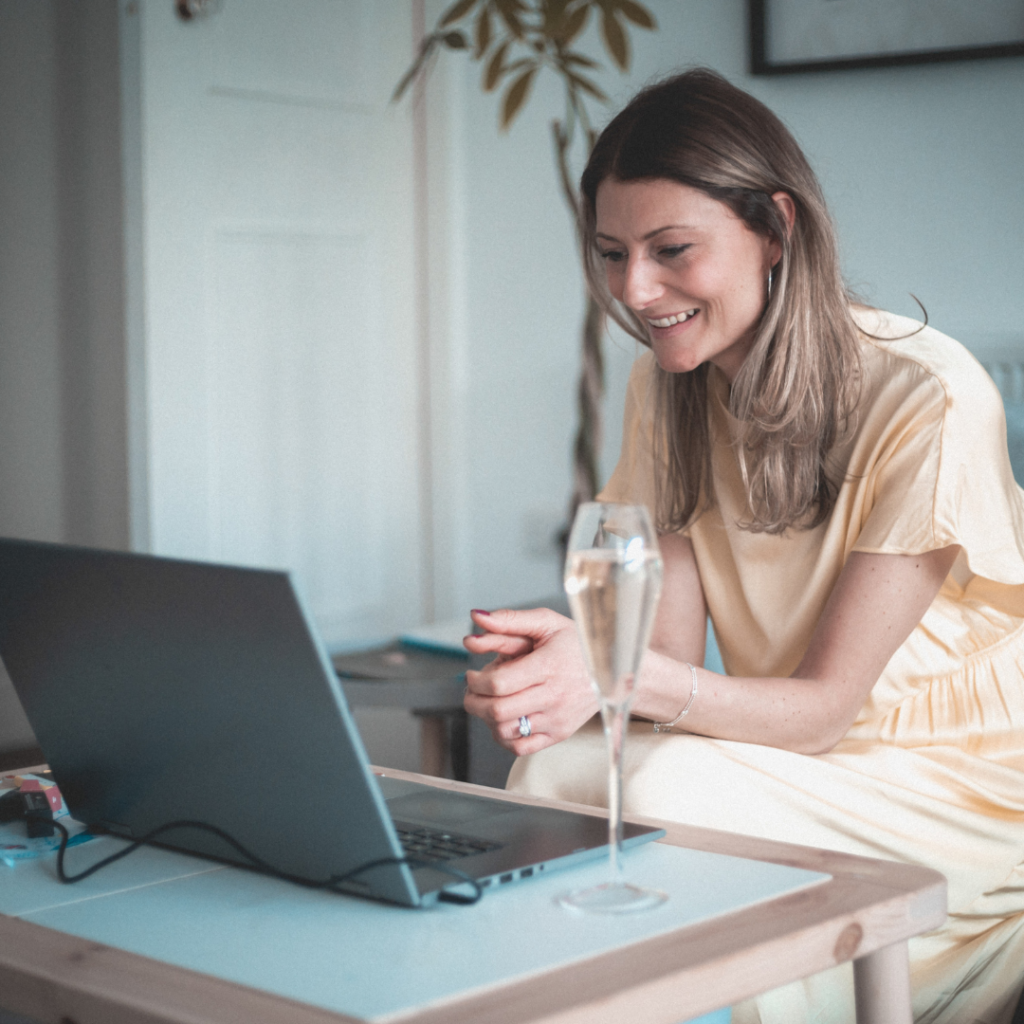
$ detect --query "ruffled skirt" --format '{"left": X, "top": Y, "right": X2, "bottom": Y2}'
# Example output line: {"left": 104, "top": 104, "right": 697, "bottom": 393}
{"left": 506, "top": 626, "right": 1024, "bottom": 1024}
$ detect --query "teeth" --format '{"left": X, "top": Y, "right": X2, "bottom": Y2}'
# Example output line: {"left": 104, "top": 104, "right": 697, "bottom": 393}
{"left": 648, "top": 310, "right": 698, "bottom": 328}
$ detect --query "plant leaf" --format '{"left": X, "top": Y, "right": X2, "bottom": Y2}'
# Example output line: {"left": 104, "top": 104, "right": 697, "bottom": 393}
{"left": 440, "top": 0, "right": 479, "bottom": 28}
{"left": 542, "top": 0, "right": 570, "bottom": 35}
{"left": 494, "top": 0, "right": 524, "bottom": 38}
{"left": 564, "top": 50, "right": 599, "bottom": 68}
{"left": 501, "top": 65, "right": 538, "bottom": 129}
{"left": 616, "top": 0, "right": 655, "bottom": 30}
{"left": 443, "top": 30, "right": 469, "bottom": 49}
{"left": 556, "top": 4, "right": 589, "bottom": 44}
{"left": 599, "top": 8, "right": 628, "bottom": 70}
{"left": 483, "top": 39, "right": 512, "bottom": 91}
{"left": 473, "top": 6, "right": 493, "bottom": 59}
{"left": 568, "top": 71, "right": 607, "bottom": 102}
{"left": 392, "top": 65, "right": 421, "bottom": 103}
{"left": 503, "top": 57, "right": 536, "bottom": 74}
{"left": 391, "top": 36, "right": 439, "bottom": 102}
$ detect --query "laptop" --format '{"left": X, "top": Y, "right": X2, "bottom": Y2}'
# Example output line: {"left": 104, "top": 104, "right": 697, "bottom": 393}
{"left": 0, "top": 537, "right": 663, "bottom": 906}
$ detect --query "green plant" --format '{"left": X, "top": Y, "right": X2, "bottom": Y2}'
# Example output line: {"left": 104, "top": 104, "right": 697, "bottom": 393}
{"left": 394, "top": 0, "right": 657, "bottom": 518}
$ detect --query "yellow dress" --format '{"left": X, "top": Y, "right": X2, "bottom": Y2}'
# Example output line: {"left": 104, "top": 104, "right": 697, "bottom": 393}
{"left": 507, "top": 309, "right": 1024, "bottom": 1024}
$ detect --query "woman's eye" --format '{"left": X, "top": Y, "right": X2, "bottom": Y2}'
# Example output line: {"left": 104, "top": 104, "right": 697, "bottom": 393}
{"left": 658, "top": 245, "right": 690, "bottom": 259}
{"left": 599, "top": 249, "right": 626, "bottom": 263}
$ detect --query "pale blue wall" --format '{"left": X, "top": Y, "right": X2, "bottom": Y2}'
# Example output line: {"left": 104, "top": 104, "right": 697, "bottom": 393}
{"left": 451, "top": 0, "right": 1024, "bottom": 612}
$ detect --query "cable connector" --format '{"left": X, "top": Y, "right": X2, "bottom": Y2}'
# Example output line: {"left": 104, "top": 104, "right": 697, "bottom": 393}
{"left": 0, "top": 789, "right": 55, "bottom": 837}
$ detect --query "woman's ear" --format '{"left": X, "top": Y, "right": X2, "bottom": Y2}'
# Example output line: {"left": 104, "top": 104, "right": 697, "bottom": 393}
{"left": 771, "top": 191, "right": 796, "bottom": 237}
{"left": 767, "top": 191, "right": 796, "bottom": 269}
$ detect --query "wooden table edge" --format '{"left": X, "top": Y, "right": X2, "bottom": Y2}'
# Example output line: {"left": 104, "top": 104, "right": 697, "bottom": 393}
{"left": 0, "top": 766, "right": 947, "bottom": 1024}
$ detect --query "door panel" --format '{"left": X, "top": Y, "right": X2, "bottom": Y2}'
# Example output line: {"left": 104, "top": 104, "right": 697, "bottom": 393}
{"left": 207, "top": 229, "right": 389, "bottom": 637}
{"left": 134, "top": 0, "right": 421, "bottom": 646}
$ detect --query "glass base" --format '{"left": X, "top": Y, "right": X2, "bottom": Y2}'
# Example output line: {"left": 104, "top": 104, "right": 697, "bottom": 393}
{"left": 558, "top": 880, "right": 668, "bottom": 915}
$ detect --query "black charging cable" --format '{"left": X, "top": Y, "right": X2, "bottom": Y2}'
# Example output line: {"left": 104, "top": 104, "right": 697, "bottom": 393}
{"left": 15, "top": 808, "right": 481, "bottom": 905}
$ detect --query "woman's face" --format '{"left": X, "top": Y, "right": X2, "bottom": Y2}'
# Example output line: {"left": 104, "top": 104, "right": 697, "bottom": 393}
{"left": 595, "top": 178, "right": 784, "bottom": 382}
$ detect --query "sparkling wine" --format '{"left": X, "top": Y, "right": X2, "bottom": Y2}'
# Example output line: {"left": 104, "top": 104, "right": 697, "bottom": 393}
{"left": 560, "top": 504, "right": 667, "bottom": 914}
{"left": 565, "top": 546, "right": 663, "bottom": 707}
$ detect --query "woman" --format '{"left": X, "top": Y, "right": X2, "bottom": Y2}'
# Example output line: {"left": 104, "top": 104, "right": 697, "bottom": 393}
{"left": 464, "top": 70, "right": 1024, "bottom": 1024}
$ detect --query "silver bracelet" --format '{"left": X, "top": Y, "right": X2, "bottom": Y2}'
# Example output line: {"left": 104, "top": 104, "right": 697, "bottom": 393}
{"left": 652, "top": 662, "right": 698, "bottom": 733}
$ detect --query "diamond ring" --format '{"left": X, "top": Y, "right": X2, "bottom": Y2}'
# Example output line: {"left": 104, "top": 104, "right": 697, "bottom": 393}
{"left": 518, "top": 715, "right": 532, "bottom": 738}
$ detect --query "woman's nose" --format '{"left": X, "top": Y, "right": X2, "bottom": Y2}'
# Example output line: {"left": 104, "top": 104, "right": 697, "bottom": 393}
{"left": 620, "top": 257, "right": 663, "bottom": 311}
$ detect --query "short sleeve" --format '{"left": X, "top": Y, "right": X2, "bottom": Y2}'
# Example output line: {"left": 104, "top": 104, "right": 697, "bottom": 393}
{"left": 850, "top": 331, "right": 1024, "bottom": 592}
{"left": 596, "top": 352, "right": 659, "bottom": 516}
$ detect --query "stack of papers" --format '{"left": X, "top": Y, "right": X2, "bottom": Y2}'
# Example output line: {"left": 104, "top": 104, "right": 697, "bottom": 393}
{"left": 399, "top": 617, "right": 473, "bottom": 657}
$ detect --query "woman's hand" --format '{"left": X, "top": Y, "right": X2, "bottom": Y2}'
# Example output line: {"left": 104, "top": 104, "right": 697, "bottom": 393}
{"left": 463, "top": 608, "right": 600, "bottom": 756}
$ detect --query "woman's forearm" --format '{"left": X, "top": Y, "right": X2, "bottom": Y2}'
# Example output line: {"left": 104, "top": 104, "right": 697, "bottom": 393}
{"left": 632, "top": 546, "right": 961, "bottom": 754}
{"left": 631, "top": 653, "right": 852, "bottom": 754}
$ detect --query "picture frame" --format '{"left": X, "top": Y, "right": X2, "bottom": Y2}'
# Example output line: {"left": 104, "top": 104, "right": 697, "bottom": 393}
{"left": 749, "top": 0, "right": 1024, "bottom": 75}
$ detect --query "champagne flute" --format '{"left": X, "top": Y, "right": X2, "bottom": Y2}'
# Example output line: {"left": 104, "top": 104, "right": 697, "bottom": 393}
{"left": 559, "top": 502, "right": 666, "bottom": 914}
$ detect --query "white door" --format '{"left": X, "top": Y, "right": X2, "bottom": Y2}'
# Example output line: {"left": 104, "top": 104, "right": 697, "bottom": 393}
{"left": 126, "top": 0, "right": 424, "bottom": 647}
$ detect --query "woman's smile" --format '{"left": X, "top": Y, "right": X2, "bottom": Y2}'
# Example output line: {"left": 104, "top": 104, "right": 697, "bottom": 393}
{"left": 646, "top": 308, "right": 699, "bottom": 329}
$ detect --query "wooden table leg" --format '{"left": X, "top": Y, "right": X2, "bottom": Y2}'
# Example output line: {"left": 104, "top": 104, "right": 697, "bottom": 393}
{"left": 418, "top": 715, "right": 447, "bottom": 777}
{"left": 449, "top": 710, "right": 469, "bottom": 782}
{"left": 853, "top": 941, "right": 912, "bottom": 1024}
{"left": 415, "top": 710, "right": 470, "bottom": 780}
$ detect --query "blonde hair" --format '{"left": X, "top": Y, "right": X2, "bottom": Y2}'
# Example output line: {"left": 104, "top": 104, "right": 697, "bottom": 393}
{"left": 581, "top": 69, "right": 862, "bottom": 534}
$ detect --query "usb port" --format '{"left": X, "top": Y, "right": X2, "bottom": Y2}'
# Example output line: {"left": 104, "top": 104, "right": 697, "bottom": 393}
{"left": 500, "top": 873, "right": 513, "bottom": 884}
{"left": 520, "top": 867, "right": 533, "bottom": 878}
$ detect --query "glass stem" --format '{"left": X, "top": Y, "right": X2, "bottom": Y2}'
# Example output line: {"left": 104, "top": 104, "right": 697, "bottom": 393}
{"left": 601, "top": 699, "right": 627, "bottom": 884}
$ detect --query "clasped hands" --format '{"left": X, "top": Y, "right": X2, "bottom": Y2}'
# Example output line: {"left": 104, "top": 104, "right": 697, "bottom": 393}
{"left": 463, "top": 608, "right": 600, "bottom": 755}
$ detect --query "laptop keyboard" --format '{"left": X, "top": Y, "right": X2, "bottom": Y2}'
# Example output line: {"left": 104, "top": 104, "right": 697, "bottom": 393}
{"left": 394, "top": 822, "right": 503, "bottom": 862}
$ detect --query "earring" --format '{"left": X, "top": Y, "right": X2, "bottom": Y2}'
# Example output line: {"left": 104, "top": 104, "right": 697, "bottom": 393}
{"left": 767, "top": 265, "right": 774, "bottom": 302}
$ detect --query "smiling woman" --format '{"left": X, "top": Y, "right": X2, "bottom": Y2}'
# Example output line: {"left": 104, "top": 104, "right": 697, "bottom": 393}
{"left": 581, "top": 69, "right": 863, "bottom": 537}
{"left": 462, "top": 69, "right": 1024, "bottom": 1024}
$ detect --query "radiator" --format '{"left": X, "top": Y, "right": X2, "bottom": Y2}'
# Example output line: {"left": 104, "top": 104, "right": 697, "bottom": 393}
{"left": 984, "top": 360, "right": 1024, "bottom": 485}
